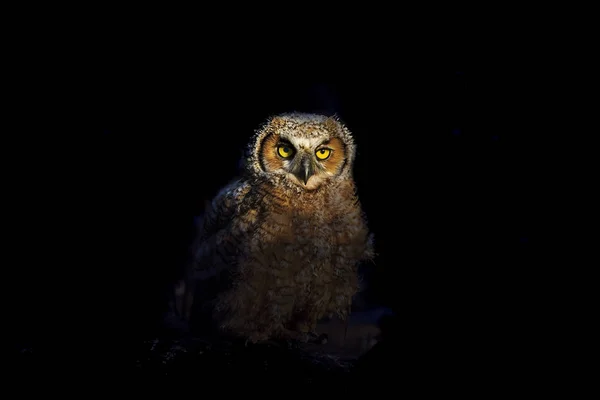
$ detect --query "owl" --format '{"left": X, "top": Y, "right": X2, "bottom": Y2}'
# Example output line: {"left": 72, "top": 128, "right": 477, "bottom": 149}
{"left": 175, "top": 112, "right": 374, "bottom": 343}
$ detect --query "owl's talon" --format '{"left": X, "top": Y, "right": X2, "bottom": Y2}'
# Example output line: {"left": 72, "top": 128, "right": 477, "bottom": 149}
{"left": 306, "top": 332, "right": 328, "bottom": 344}
{"left": 315, "top": 333, "right": 328, "bottom": 344}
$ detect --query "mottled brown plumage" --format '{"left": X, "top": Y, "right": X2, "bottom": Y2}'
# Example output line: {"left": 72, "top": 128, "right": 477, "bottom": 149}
{"left": 175, "top": 113, "right": 373, "bottom": 342}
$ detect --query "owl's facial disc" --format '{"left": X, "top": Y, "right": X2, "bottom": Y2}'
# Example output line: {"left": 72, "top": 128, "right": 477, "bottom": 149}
{"left": 260, "top": 132, "right": 346, "bottom": 190}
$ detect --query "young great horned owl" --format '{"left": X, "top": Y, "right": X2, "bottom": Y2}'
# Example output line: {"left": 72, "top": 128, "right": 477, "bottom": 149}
{"left": 176, "top": 112, "right": 374, "bottom": 343}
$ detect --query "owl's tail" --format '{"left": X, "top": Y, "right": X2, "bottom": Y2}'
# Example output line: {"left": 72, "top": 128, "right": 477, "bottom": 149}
{"left": 171, "top": 215, "right": 204, "bottom": 322}
{"left": 173, "top": 279, "right": 185, "bottom": 317}
{"left": 172, "top": 278, "right": 196, "bottom": 323}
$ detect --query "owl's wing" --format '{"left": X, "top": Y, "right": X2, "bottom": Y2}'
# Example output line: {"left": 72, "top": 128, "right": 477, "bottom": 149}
{"left": 175, "top": 179, "right": 251, "bottom": 321}
{"left": 191, "top": 179, "right": 251, "bottom": 278}
{"left": 364, "top": 232, "right": 375, "bottom": 261}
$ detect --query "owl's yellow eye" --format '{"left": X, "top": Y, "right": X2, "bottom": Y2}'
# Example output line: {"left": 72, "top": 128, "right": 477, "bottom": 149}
{"left": 277, "top": 145, "right": 294, "bottom": 158}
{"left": 315, "top": 148, "right": 331, "bottom": 160}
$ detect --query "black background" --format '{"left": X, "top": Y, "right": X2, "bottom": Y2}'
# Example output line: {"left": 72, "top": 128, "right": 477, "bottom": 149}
{"left": 13, "top": 43, "right": 541, "bottom": 383}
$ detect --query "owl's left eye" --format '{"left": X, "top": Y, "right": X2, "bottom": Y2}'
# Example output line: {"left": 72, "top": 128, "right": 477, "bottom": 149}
{"left": 277, "top": 145, "right": 295, "bottom": 158}
{"left": 315, "top": 148, "right": 331, "bottom": 160}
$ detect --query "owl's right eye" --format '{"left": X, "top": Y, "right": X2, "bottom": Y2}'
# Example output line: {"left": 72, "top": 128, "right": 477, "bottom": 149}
{"left": 277, "top": 145, "right": 295, "bottom": 158}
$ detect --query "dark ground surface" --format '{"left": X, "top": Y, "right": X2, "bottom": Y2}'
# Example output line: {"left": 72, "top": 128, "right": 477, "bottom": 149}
{"left": 15, "top": 308, "right": 530, "bottom": 393}
{"left": 15, "top": 307, "right": 392, "bottom": 388}
{"left": 130, "top": 336, "right": 354, "bottom": 383}
{"left": 10, "top": 48, "right": 550, "bottom": 392}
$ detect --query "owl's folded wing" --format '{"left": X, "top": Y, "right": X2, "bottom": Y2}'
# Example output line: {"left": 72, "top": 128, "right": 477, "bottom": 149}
{"left": 174, "top": 180, "right": 251, "bottom": 320}
{"left": 190, "top": 179, "right": 251, "bottom": 280}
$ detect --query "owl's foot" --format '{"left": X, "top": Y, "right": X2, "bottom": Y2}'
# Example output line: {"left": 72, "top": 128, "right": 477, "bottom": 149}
{"left": 244, "top": 331, "right": 271, "bottom": 346}
{"left": 308, "top": 331, "right": 328, "bottom": 345}
{"left": 281, "top": 330, "right": 328, "bottom": 345}
{"left": 243, "top": 328, "right": 328, "bottom": 346}
{"left": 291, "top": 319, "right": 327, "bottom": 343}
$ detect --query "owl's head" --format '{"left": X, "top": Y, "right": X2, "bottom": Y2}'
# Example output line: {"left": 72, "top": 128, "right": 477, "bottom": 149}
{"left": 245, "top": 113, "right": 357, "bottom": 190}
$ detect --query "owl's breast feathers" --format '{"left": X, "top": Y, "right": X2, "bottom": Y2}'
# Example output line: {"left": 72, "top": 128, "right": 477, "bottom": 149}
{"left": 191, "top": 177, "right": 373, "bottom": 282}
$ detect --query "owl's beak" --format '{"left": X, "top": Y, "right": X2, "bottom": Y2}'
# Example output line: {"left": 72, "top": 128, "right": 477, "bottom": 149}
{"left": 294, "top": 154, "right": 315, "bottom": 185}
{"left": 302, "top": 161, "right": 314, "bottom": 185}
